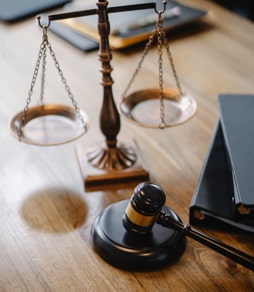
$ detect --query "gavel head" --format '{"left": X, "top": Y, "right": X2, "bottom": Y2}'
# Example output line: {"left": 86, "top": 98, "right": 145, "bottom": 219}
{"left": 122, "top": 182, "right": 166, "bottom": 235}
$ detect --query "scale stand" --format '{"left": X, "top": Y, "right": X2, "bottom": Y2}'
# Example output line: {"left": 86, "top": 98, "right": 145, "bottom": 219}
{"left": 10, "top": 1, "right": 196, "bottom": 190}
{"left": 76, "top": 2, "right": 156, "bottom": 191}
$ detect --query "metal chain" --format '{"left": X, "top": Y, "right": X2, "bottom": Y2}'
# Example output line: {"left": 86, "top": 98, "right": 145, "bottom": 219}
{"left": 17, "top": 27, "right": 86, "bottom": 139}
{"left": 17, "top": 28, "right": 48, "bottom": 138}
{"left": 157, "top": 13, "right": 166, "bottom": 129}
{"left": 161, "top": 23, "right": 183, "bottom": 97}
{"left": 122, "top": 6, "right": 183, "bottom": 129}
{"left": 122, "top": 28, "right": 157, "bottom": 98}
{"left": 46, "top": 40, "right": 87, "bottom": 128}
{"left": 40, "top": 32, "right": 47, "bottom": 106}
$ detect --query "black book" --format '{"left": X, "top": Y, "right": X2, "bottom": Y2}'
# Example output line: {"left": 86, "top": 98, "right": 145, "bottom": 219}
{"left": 218, "top": 94, "right": 254, "bottom": 220}
{"left": 189, "top": 121, "right": 254, "bottom": 233}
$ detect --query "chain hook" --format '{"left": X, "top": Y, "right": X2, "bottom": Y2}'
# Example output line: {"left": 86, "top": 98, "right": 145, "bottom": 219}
{"left": 154, "top": 0, "right": 167, "bottom": 14}
{"left": 37, "top": 15, "right": 51, "bottom": 29}
{"left": 36, "top": 17, "right": 49, "bottom": 46}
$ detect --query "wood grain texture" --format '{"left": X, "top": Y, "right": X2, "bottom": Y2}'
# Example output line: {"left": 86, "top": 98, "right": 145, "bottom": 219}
{"left": 0, "top": 0, "right": 253, "bottom": 291}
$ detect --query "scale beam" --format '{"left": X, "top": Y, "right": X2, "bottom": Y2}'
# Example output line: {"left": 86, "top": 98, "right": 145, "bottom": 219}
{"left": 37, "top": 3, "right": 156, "bottom": 28}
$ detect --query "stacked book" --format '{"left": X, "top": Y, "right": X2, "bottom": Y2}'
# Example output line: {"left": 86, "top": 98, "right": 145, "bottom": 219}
{"left": 49, "top": 0, "right": 207, "bottom": 51}
{"left": 190, "top": 94, "right": 254, "bottom": 233}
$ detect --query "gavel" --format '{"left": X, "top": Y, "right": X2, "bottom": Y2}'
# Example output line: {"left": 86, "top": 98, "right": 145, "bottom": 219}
{"left": 91, "top": 182, "right": 254, "bottom": 271}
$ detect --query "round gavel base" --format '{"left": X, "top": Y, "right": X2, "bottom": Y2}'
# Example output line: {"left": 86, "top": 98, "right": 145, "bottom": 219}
{"left": 91, "top": 200, "right": 186, "bottom": 271}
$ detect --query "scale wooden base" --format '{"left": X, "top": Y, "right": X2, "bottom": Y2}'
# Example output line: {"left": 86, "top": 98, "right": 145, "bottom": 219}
{"left": 76, "top": 140, "right": 149, "bottom": 191}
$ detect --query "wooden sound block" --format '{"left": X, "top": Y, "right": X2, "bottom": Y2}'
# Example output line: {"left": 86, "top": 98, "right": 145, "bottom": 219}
{"left": 90, "top": 199, "right": 186, "bottom": 271}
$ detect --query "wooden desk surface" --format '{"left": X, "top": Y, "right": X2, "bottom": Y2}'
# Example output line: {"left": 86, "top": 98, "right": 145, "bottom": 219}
{"left": 1, "top": 0, "right": 253, "bottom": 290}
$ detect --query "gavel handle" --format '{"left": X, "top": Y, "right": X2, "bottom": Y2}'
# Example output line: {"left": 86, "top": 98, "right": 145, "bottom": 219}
{"left": 157, "top": 212, "right": 254, "bottom": 271}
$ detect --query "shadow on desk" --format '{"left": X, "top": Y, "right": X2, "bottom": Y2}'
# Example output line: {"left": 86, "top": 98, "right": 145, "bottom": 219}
{"left": 20, "top": 188, "right": 87, "bottom": 233}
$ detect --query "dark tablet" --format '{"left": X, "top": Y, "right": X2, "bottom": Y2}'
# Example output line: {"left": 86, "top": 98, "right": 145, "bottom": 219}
{"left": 0, "top": 0, "right": 72, "bottom": 22}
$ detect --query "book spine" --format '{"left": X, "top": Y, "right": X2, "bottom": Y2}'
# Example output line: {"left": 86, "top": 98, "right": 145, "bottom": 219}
{"left": 189, "top": 120, "right": 220, "bottom": 225}
{"left": 218, "top": 94, "right": 254, "bottom": 220}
